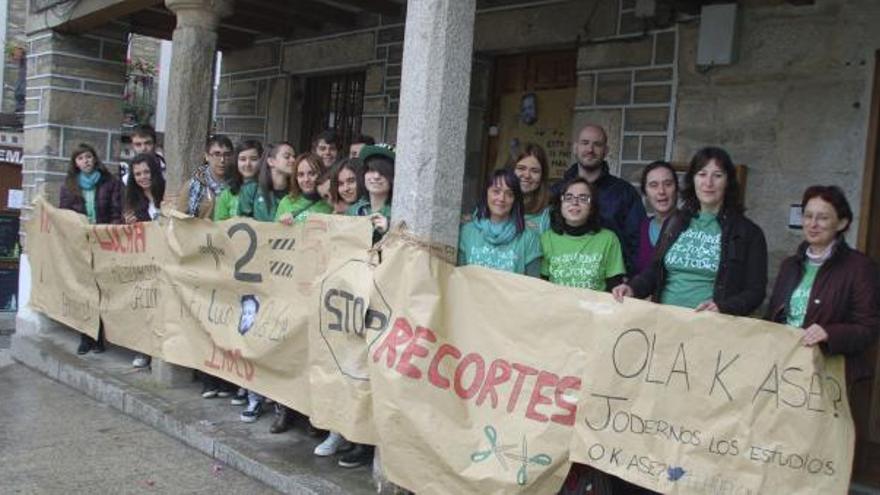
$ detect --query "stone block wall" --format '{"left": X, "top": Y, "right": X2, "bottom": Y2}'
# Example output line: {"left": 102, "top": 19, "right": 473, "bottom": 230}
{"left": 673, "top": 0, "right": 880, "bottom": 270}
{"left": 21, "top": 27, "right": 126, "bottom": 220}
{"left": 2, "top": 0, "right": 27, "bottom": 115}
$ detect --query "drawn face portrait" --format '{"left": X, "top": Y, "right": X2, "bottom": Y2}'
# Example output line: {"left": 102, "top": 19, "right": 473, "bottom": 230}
{"left": 520, "top": 93, "right": 537, "bottom": 125}
{"left": 238, "top": 295, "right": 259, "bottom": 335}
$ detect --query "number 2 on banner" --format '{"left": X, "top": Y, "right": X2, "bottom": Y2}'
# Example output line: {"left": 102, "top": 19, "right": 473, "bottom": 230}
{"left": 227, "top": 223, "right": 263, "bottom": 283}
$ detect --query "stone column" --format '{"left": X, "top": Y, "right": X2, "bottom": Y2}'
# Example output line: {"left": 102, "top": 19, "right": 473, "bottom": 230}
{"left": 163, "top": 0, "right": 232, "bottom": 192}
{"left": 390, "top": 0, "right": 476, "bottom": 249}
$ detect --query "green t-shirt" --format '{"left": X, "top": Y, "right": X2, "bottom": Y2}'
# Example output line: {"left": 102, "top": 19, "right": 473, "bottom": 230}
{"left": 540, "top": 228, "right": 625, "bottom": 291}
{"left": 525, "top": 207, "right": 551, "bottom": 235}
{"left": 345, "top": 198, "right": 391, "bottom": 219}
{"left": 786, "top": 263, "right": 820, "bottom": 328}
{"left": 213, "top": 188, "right": 239, "bottom": 221}
{"left": 458, "top": 221, "right": 542, "bottom": 275}
{"left": 275, "top": 195, "right": 333, "bottom": 223}
{"left": 661, "top": 212, "right": 722, "bottom": 309}
{"left": 238, "top": 181, "right": 284, "bottom": 222}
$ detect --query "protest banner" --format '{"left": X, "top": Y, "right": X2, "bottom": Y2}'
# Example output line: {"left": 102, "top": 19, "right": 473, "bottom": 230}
{"left": 158, "top": 211, "right": 372, "bottom": 416}
{"left": 571, "top": 295, "right": 854, "bottom": 494}
{"left": 26, "top": 199, "right": 100, "bottom": 338}
{"left": 91, "top": 219, "right": 167, "bottom": 356}
{"left": 365, "top": 233, "right": 854, "bottom": 495}
{"left": 25, "top": 205, "right": 855, "bottom": 494}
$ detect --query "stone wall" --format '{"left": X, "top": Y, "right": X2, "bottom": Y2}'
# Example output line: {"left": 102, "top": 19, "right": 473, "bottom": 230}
{"left": 673, "top": 0, "right": 880, "bottom": 271}
{"left": 21, "top": 25, "right": 126, "bottom": 220}
{"left": 2, "top": 0, "right": 27, "bottom": 116}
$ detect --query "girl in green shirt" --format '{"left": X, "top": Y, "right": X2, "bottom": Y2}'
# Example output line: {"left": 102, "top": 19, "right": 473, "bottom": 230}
{"left": 346, "top": 145, "right": 395, "bottom": 244}
{"left": 511, "top": 143, "right": 552, "bottom": 235}
{"left": 541, "top": 177, "right": 625, "bottom": 291}
{"left": 330, "top": 158, "right": 365, "bottom": 214}
{"left": 275, "top": 153, "right": 332, "bottom": 224}
{"left": 214, "top": 140, "right": 263, "bottom": 221}
{"left": 458, "top": 168, "right": 542, "bottom": 276}
{"left": 238, "top": 142, "right": 296, "bottom": 221}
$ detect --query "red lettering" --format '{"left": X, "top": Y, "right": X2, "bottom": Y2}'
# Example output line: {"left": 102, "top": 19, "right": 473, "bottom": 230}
{"left": 130, "top": 223, "right": 146, "bottom": 252}
{"left": 204, "top": 343, "right": 222, "bottom": 370}
{"left": 525, "top": 371, "right": 559, "bottom": 422}
{"left": 428, "top": 344, "right": 461, "bottom": 389}
{"left": 91, "top": 224, "right": 147, "bottom": 253}
{"left": 372, "top": 317, "right": 414, "bottom": 368}
{"left": 454, "top": 353, "right": 486, "bottom": 400}
{"left": 476, "top": 359, "right": 512, "bottom": 408}
{"left": 395, "top": 326, "right": 436, "bottom": 379}
{"left": 551, "top": 376, "right": 581, "bottom": 426}
{"left": 507, "top": 363, "right": 539, "bottom": 413}
{"left": 93, "top": 226, "right": 116, "bottom": 252}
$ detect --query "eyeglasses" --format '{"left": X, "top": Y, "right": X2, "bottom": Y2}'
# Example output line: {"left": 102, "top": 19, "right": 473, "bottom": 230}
{"left": 562, "top": 194, "right": 591, "bottom": 205}
{"left": 209, "top": 151, "right": 233, "bottom": 159}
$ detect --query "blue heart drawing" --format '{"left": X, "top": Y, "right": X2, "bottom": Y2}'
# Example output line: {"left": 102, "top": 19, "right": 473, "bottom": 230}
{"left": 667, "top": 466, "right": 685, "bottom": 481}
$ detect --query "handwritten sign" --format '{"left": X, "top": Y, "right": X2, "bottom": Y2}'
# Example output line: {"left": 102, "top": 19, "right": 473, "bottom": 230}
{"left": 26, "top": 200, "right": 854, "bottom": 495}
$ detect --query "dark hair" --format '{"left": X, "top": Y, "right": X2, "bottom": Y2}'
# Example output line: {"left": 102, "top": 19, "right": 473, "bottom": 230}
{"left": 205, "top": 134, "right": 233, "bottom": 153}
{"left": 125, "top": 153, "right": 166, "bottom": 213}
{"left": 241, "top": 294, "right": 260, "bottom": 312}
{"left": 680, "top": 147, "right": 741, "bottom": 215}
{"left": 64, "top": 143, "right": 110, "bottom": 199}
{"left": 258, "top": 142, "right": 295, "bottom": 206}
{"left": 352, "top": 134, "right": 375, "bottom": 146}
{"left": 510, "top": 143, "right": 550, "bottom": 215}
{"left": 331, "top": 158, "right": 365, "bottom": 205}
{"left": 130, "top": 125, "right": 157, "bottom": 143}
{"left": 363, "top": 155, "right": 395, "bottom": 202}
{"left": 476, "top": 168, "right": 525, "bottom": 234}
{"left": 289, "top": 152, "right": 326, "bottom": 198}
{"left": 640, "top": 160, "right": 678, "bottom": 195}
{"left": 225, "top": 140, "right": 263, "bottom": 195}
{"left": 312, "top": 129, "right": 338, "bottom": 150}
{"left": 550, "top": 176, "right": 601, "bottom": 234}
{"left": 802, "top": 185, "right": 853, "bottom": 234}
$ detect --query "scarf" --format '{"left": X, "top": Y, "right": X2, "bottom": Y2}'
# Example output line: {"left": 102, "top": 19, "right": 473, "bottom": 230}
{"left": 77, "top": 170, "right": 101, "bottom": 191}
{"left": 561, "top": 220, "right": 593, "bottom": 237}
{"left": 473, "top": 217, "right": 518, "bottom": 246}
{"left": 187, "top": 164, "right": 224, "bottom": 216}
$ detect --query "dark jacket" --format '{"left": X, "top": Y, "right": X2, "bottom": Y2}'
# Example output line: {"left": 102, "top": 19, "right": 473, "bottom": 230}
{"left": 59, "top": 172, "right": 123, "bottom": 224}
{"left": 628, "top": 209, "right": 768, "bottom": 316}
{"left": 765, "top": 240, "right": 880, "bottom": 384}
{"left": 552, "top": 162, "right": 646, "bottom": 276}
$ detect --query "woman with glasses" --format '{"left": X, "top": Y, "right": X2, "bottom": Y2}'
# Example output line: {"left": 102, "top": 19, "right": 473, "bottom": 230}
{"left": 458, "top": 168, "right": 542, "bottom": 276}
{"left": 613, "top": 147, "right": 767, "bottom": 315}
{"left": 541, "top": 177, "right": 624, "bottom": 291}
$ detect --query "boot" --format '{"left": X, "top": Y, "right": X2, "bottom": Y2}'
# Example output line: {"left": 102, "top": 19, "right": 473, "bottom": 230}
{"left": 270, "top": 406, "right": 293, "bottom": 434}
{"left": 77, "top": 334, "right": 94, "bottom": 355}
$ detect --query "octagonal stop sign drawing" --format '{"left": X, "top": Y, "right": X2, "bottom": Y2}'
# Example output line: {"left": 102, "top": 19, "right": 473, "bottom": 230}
{"left": 318, "top": 259, "right": 391, "bottom": 381}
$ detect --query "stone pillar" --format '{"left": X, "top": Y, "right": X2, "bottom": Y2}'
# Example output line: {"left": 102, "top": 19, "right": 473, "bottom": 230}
{"left": 163, "top": 0, "right": 232, "bottom": 192}
{"left": 390, "top": 0, "right": 476, "bottom": 249}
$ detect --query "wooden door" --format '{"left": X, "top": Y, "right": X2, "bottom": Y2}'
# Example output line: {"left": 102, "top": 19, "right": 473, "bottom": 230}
{"left": 485, "top": 50, "right": 577, "bottom": 185}
{"left": 853, "top": 50, "right": 880, "bottom": 488}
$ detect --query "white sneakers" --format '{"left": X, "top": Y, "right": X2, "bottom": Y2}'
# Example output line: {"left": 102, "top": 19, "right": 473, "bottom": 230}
{"left": 132, "top": 354, "right": 150, "bottom": 368}
{"left": 314, "top": 432, "right": 345, "bottom": 456}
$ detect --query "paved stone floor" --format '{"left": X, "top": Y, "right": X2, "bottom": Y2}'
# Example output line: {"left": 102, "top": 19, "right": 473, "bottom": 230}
{"left": 0, "top": 360, "right": 280, "bottom": 494}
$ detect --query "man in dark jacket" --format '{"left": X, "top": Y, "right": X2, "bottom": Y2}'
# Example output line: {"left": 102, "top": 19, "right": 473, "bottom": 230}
{"left": 552, "top": 124, "right": 646, "bottom": 276}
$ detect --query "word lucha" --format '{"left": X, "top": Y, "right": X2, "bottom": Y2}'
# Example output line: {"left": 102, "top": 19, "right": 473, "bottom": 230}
{"left": 92, "top": 223, "right": 146, "bottom": 254}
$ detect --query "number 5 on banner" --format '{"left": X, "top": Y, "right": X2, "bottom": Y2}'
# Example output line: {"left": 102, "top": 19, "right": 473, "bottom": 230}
{"left": 227, "top": 223, "right": 262, "bottom": 283}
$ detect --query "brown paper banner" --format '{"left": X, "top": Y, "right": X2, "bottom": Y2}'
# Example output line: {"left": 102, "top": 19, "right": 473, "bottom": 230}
{"left": 91, "top": 219, "right": 168, "bottom": 356}
{"left": 26, "top": 198, "right": 100, "bottom": 338}
{"left": 571, "top": 296, "right": 854, "bottom": 494}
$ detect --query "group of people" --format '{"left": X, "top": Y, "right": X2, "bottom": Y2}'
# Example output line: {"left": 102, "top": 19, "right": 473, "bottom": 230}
{"left": 57, "top": 121, "right": 879, "bottom": 490}
{"left": 59, "top": 126, "right": 388, "bottom": 469}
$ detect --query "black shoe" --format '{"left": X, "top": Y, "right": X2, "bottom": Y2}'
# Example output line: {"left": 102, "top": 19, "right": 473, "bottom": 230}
{"left": 92, "top": 340, "right": 106, "bottom": 354}
{"left": 338, "top": 444, "right": 374, "bottom": 468}
{"left": 76, "top": 338, "right": 93, "bottom": 355}
{"left": 270, "top": 407, "right": 293, "bottom": 434}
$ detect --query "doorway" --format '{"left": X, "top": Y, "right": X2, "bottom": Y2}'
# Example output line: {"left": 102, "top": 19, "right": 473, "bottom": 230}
{"left": 485, "top": 50, "right": 577, "bottom": 185}
{"left": 853, "top": 49, "right": 880, "bottom": 488}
